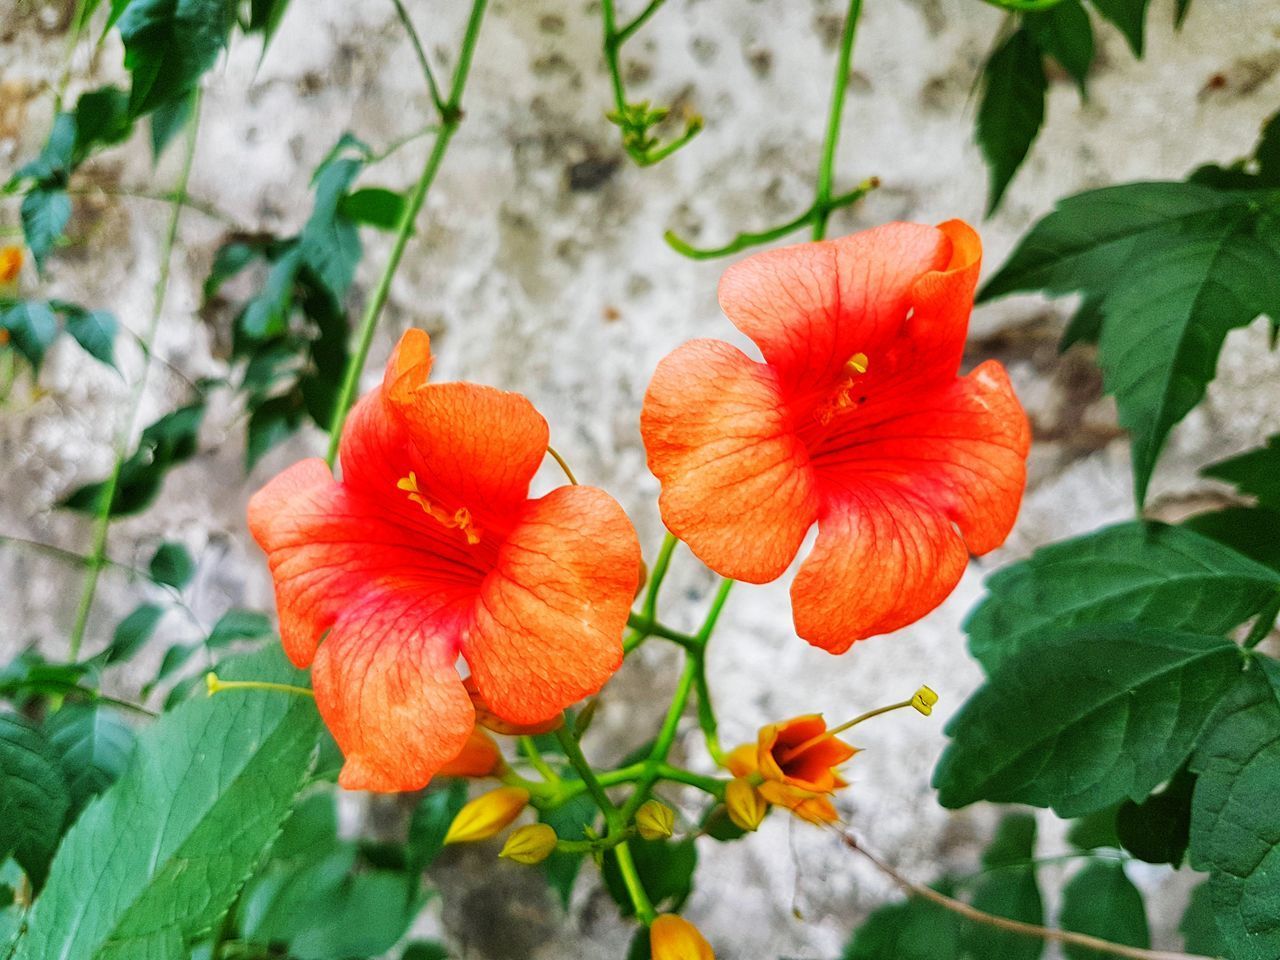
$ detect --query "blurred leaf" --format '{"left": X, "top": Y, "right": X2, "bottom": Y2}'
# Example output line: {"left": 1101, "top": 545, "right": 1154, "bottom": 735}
{"left": 72, "top": 87, "right": 134, "bottom": 158}
{"left": 539, "top": 794, "right": 598, "bottom": 909}
{"left": 61, "top": 306, "right": 118, "bottom": 368}
{"left": 965, "top": 522, "right": 1280, "bottom": 673}
{"left": 1059, "top": 861, "right": 1150, "bottom": 959}
{"left": 401, "top": 942, "right": 450, "bottom": 960}
{"left": 963, "top": 814, "right": 1043, "bottom": 960}
{"left": 240, "top": 246, "right": 301, "bottom": 340}
{"left": 299, "top": 154, "right": 363, "bottom": 300}
{"left": 934, "top": 625, "right": 1243, "bottom": 817}
{"left": 1027, "top": 0, "right": 1092, "bottom": 94}
{"left": 1179, "top": 880, "right": 1224, "bottom": 956}
{"left": 10, "top": 114, "right": 76, "bottom": 186}
{"left": 19, "top": 190, "right": 71, "bottom": 272}
{"left": 117, "top": 0, "right": 234, "bottom": 117}
{"left": 149, "top": 541, "right": 194, "bottom": 588}
{"left": 1173, "top": 0, "right": 1193, "bottom": 26}
{"left": 246, "top": 0, "right": 292, "bottom": 51}
{"left": 1, "top": 300, "right": 59, "bottom": 369}
{"left": 1204, "top": 434, "right": 1280, "bottom": 508}
{"left": 44, "top": 703, "right": 136, "bottom": 817}
{"left": 204, "top": 240, "right": 263, "bottom": 302}
{"left": 1087, "top": 0, "right": 1151, "bottom": 57}
{"left": 246, "top": 392, "right": 305, "bottom": 470}
{"left": 625, "top": 927, "right": 650, "bottom": 960}
{"left": 105, "top": 603, "right": 166, "bottom": 665}
{"left": 149, "top": 91, "right": 194, "bottom": 160}
{"left": 15, "top": 647, "right": 320, "bottom": 960}
{"left": 145, "top": 641, "right": 199, "bottom": 694}
{"left": 407, "top": 780, "right": 468, "bottom": 871}
{"left": 976, "top": 27, "right": 1046, "bottom": 215}
{"left": 1116, "top": 764, "right": 1194, "bottom": 866}
{"left": 1184, "top": 506, "right": 1280, "bottom": 572}
{"left": 340, "top": 187, "right": 406, "bottom": 231}
{"left": 0, "top": 712, "right": 71, "bottom": 889}
{"left": 1188, "top": 657, "right": 1280, "bottom": 959}
{"left": 206, "top": 609, "right": 273, "bottom": 647}
{"left": 842, "top": 893, "right": 962, "bottom": 960}
{"left": 602, "top": 838, "right": 696, "bottom": 918}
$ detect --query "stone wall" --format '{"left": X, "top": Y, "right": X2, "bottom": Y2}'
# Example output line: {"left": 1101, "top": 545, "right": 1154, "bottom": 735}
{"left": 3, "top": 0, "right": 1279, "bottom": 956}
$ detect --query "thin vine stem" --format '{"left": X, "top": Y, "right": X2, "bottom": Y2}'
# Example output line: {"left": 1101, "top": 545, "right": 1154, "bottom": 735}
{"left": 840, "top": 832, "right": 1212, "bottom": 960}
{"left": 813, "top": 0, "right": 863, "bottom": 240}
{"left": 324, "top": 0, "right": 488, "bottom": 466}
{"left": 66, "top": 90, "right": 203, "bottom": 661}
{"left": 389, "top": 0, "right": 446, "bottom": 114}
{"left": 64, "top": 185, "right": 239, "bottom": 227}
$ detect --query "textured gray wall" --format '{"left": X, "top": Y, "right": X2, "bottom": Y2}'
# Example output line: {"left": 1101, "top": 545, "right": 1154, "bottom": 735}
{"left": 3, "top": 1, "right": 1279, "bottom": 957}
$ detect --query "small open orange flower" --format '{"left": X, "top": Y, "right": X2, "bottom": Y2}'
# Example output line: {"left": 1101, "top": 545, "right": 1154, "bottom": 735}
{"left": 726, "top": 715, "right": 857, "bottom": 824}
{"left": 249, "top": 330, "right": 641, "bottom": 792}
{"left": 0, "top": 246, "right": 22, "bottom": 284}
{"left": 641, "top": 221, "right": 1030, "bottom": 651}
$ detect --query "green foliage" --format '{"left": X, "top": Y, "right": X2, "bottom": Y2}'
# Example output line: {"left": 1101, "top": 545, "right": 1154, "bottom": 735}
{"left": 1204, "top": 434, "right": 1280, "bottom": 507}
{"left": 842, "top": 896, "right": 962, "bottom": 960}
{"left": 1115, "top": 764, "right": 1194, "bottom": 866}
{"left": 206, "top": 609, "right": 273, "bottom": 647}
{"left": 1179, "top": 880, "right": 1225, "bottom": 956}
{"left": 538, "top": 793, "right": 597, "bottom": 909}
{"left": 1058, "top": 861, "right": 1150, "bottom": 959}
{"left": 19, "top": 190, "right": 72, "bottom": 271}
{"left": 149, "top": 92, "right": 195, "bottom": 159}
{"left": 0, "top": 300, "right": 118, "bottom": 370}
{"left": 0, "top": 301, "right": 58, "bottom": 369}
{"left": 407, "top": 780, "right": 468, "bottom": 872}
{"left": 44, "top": 704, "right": 136, "bottom": 818}
{"left": 1088, "top": 0, "right": 1151, "bottom": 56}
{"left": 603, "top": 838, "right": 697, "bottom": 918}
{"left": 933, "top": 625, "right": 1244, "bottom": 817}
{"left": 59, "top": 304, "right": 119, "bottom": 368}
{"left": 979, "top": 115, "right": 1280, "bottom": 503}
{"left": 976, "top": 28, "right": 1046, "bottom": 216}
{"left": 0, "top": 712, "right": 71, "bottom": 889}
{"left": 1026, "top": 1, "right": 1092, "bottom": 94}
{"left": 961, "top": 814, "right": 1043, "bottom": 960}
{"left": 340, "top": 187, "right": 407, "bottom": 231}
{"left": 149, "top": 542, "right": 195, "bottom": 588}
{"left": 104, "top": 603, "right": 167, "bottom": 665}
{"left": 965, "top": 521, "right": 1280, "bottom": 673}
{"left": 14, "top": 647, "right": 320, "bottom": 960}
{"left": 1066, "top": 807, "right": 1121, "bottom": 852}
{"left": 1188, "top": 657, "right": 1280, "bottom": 959}
{"left": 117, "top": 0, "right": 234, "bottom": 117}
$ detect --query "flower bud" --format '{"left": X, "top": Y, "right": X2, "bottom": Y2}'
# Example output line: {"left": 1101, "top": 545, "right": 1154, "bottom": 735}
{"left": 650, "top": 914, "right": 715, "bottom": 960}
{"left": 438, "top": 728, "right": 505, "bottom": 778}
{"left": 725, "top": 777, "right": 767, "bottom": 832}
{"left": 910, "top": 685, "right": 939, "bottom": 717}
{"left": 0, "top": 246, "right": 22, "bottom": 285}
{"left": 635, "top": 799, "right": 675, "bottom": 840}
{"left": 499, "top": 823, "right": 558, "bottom": 864}
{"left": 443, "top": 786, "right": 529, "bottom": 845}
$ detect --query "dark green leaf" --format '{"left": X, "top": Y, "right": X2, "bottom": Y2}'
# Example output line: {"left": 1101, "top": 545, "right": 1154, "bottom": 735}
{"left": 625, "top": 929, "right": 651, "bottom": 960}
{"left": 0, "top": 712, "right": 71, "bottom": 889}
{"left": 842, "top": 893, "right": 962, "bottom": 960}
{"left": 1204, "top": 435, "right": 1280, "bottom": 508}
{"left": 1179, "top": 880, "right": 1224, "bottom": 955}
{"left": 1173, "top": 0, "right": 1192, "bottom": 26}
{"left": 1115, "top": 763, "right": 1195, "bottom": 866}
{"left": 11, "top": 113, "right": 76, "bottom": 185}
{"left": 246, "top": 392, "right": 304, "bottom": 470}
{"left": 1255, "top": 111, "right": 1280, "bottom": 186}
{"left": 149, "top": 541, "right": 194, "bottom": 588}
{"left": 1188, "top": 657, "right": 1280, "bottom": 959}
{"left": 62, "top": 307, "right": 118, "bottom": 367}
{"left": 1185, "top": 506, "right": 1280, "bottom": 572}
{"left": 204, "top": 240, "right": 263, "bottom": 302}
{"left": 1027, "top": 0, "right": 1093, "bottom": 94}
{"left": 934, "top": 625, "right": 1244, "bottom": 817}
{"left": 20, "top": 189, "right": 71, "bottom": 271}
{"left": 1066, "top": 807, "right": 1121, "bottom": 851}
{"left": 1, "top": 301, "right": 59, "bottom": 369}
{"left": 206, "top": 609, "right": 273, "bottom": 647}
{"left": 72, "top": 87, "right": 134, "bottom": 160}
{"left": 1059, "top": 861, "right": 1150, "bottom": 959}
{"left": 117, "top": 0, "right": 234, "bottom": 117}
{"left": 15, "top": 646, "right": 320, "bottom": 960}
{"left": 602, "top": 838, "right": 696, "bottom": 918}
{"left": 976, "top": 27, "right": 1047, "bottom": 215}
{"left": 965, "top": 522, "right": 1280, "bottom": 673}
{"left": 339, "top": 187, "right": 406, "bottom": 231}
{"left": 246, "top": 0, "right": 292, "bottom": 50}
{"left": 299, "top": 156, "right": 363, "bottom": 300}
{"left": 1088, "top": 0, "right": 1150, "bottom": 57}
{"left": 240, "top": 246, "right": 301, "bottom": 340}
{"left": 539, "top": 794, "right": 598, "bottom": 909}
{"left": 1061, "top": 293, "right": 1104, "bottom": 349}
{"left": 106, "top": 603, "right": 166, "bottom": 665}
{"left": 44, "top": 704, "right": 136, "bottom": 817}
{"left": 149, "top": 92, "right": 194, "bottom": 160}
{"left": 963, "top": 814, "right": 1044, "bottom": 960}
{"left": 407, "top": 780, "right": 468, "bottom": 871}
{"left": 401, "top": 942, "right": 450, "bottom": 960}
{"left": 145, "top": 642, "right": 199, "bottom": 693}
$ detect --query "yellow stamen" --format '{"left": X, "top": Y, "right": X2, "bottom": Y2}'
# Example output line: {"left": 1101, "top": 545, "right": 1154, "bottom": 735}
{"left": 398, "top": 471, "right": 481, "bottom": 544}
{"left": 205, "top": 672, "right": 315, "bottom": 699}
{"left": 845, "top": 352, "right": 869, "bottom": 375}
{"left": 776, "top": 687, "right": 938, "bottom": 765}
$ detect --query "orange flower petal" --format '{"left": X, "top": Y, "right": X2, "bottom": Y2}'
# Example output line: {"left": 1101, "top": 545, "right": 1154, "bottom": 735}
{"left": 641, "top": 338, "right": 818, "bottom": 583}
{"left": 724, "top": 743, "right": 758, "bottom": 778}
{"left": 311, "top": 593, "right": 475, "bottom": 792}
{"left": 791, "top": 479, "right": 971, "bottom": 653}
{"left": 464, "top": 485, "right": 639, "bottom": 725}
{"left": 438, "top": 727, "right": 504, "bottom": 778}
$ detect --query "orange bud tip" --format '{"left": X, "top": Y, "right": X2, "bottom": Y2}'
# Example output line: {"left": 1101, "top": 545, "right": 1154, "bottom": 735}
{"left": 498, "top": 823, "right": 557, "bottom": 864}
{"left": 650, "top": 914, "right": 715, "bottom": 960}
{"left": 443, "top": 786, "right": 530, "bottom": 845}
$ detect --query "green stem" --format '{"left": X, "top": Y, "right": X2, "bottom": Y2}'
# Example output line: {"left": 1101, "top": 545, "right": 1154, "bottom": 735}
{"left": 66, "top": 91, "right": 202, "bottom": 661}
{"left": 812, "top": 0, "right": 862, "bottom": 240}
{"left": 1244, "top": 595, "right": 1280, "bottom": 650}
{"left": 556, "top": 829, "right": 634, "bottom": 854}
{"left": 615, "top": 0, "right": 667, "bottom": 45}
{"left": 644, "top": 534, "right": 678, "bottom": 629}
{"left": 520, "top": 735, "right": 561, "bottom": 783}
{"left": 692, "top": 649, "right": 724, "bottom": 764}
{"left": 600, "top": 0, "right": 628, "bottom": 115}
{"left": 63, "top": 185, "right": 238, "bottom": 226}
{"left": 324, "top": 0, "right": 488, "bottom": 467}
{"left": 390, "top": 0, "right": 446, "bottom": 112}
{"left": 978, "top": 0, "right": 1067, "bottom": 9}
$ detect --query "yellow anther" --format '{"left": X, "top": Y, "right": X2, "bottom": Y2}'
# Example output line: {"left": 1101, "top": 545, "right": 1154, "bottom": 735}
{"left": 398, "top": 472, "right": 481, "bottom": 544}
{"left": 911, "top": 685, "right": 939, "bottom": 716}
{"left": 845, "top": 352, "right": 869, "bottom": 375}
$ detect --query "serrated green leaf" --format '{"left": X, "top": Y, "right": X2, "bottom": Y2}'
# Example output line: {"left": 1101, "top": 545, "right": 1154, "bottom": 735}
{"left": 117, "top": 0, "right": 234, "bottom": 117}
{"left": 206, "top": 609, "right": 273, "bottom": 647}
{"left": 0, "top": 712, "right": 71, "bottom": 889}
{"left": 19, "top": 189, "right": 70, "bottom": 272}
{"left": 976, "top": 27, "right": 1047, "bottom": 215}
{"left": 1116, "top": 763, "right": 1194, "bottom": 866}
{"left": 15, "top": 646, "right": 320, "bottom": 960}
{"left": 842, "top": 893, "right": 962, "bottom": 960}
{"left": 44, "top": 704, "right": 136, "bottom": 817}
{"left": 149, "top": 541, "right": 194, "bottom": 588}
{"left": 106, "top": 603, "right": 166, "bottom": 665}
{"left": 966, "top": 522, "right": 1280, "bottom": 673}
{"left": 1204, "top": 435, "right": 1280, "bottom": 508}
{"left": 934, "top": 625, "right": 1244, "bottom": 817}
{"left": 407, "top": 780, "right": 468, "bottom": 871}
{"left": 1027, "top": 0, "right": 1093, "bottom": 94}
{"left": 1185, "top": 506, "right": 1280, "bottom": 572}
{"left": 1059, "top": 861, "right": 1150, "bottom": 959}
{"left": 62, "top": 307, "right": 118, "bottom": 367}
{"left": 963, "top": 814, "right": 1044, "bottom": 960}
{"left": 1179, "top": 880, "right": 1224, "bottom": 955}
{"left": 1088, "top": 0, "right": 1150, "bottom": 57}
{"left": 602, "top": 838, "right": 696, "bottom": 918}
{"left": 1, "top": 301, "right": 59, "bottom": 369}
{"left": 1188, "top": 657, "right": 1280, "bottom": 959}
{"left": 339, "top": 187, "right": 406, "bottom": 231}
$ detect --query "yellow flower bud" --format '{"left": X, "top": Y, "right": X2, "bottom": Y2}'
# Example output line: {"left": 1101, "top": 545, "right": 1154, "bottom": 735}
{"left": 910, "top": 685, "right": 939, "bottom": 717}
{"left": 498, "top": 823, "right": 558, "bottom": 865}
{"left": 650, "top": 913, "right": 715, "bottom": 960}
{"left": 725, "top": 777, "right": 767, "bottom": 832}
{"left": 443, "top": 786, "right": 529, "bottom": 845}
{"left": 635, "top": 799, "right": 676, "bottom": 840}
{"left": 0, "top": 246, "right": 22, "bottom": 285}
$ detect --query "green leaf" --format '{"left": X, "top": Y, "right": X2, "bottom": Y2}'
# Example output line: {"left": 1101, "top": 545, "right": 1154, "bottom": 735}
{"left": 149, "top": 541, "right": 194, "bottom": 588}
{"left": 407, "top": 780, "right": 468, "bottom": 871}
{"left": 72, "top": 87, "right": 134, "bottom": 160}
{"left": 1204, "top": 435, "right": 1280, "bottom": 508}
{"left": 965, "top": 521, "right": 1280, "bottom": 673}
{"left": 1066, "top": 807, "right": 1120, "bottom": 851}
{"left": 20, "top": 189, "right": 71, "bottom": 272}
{"left": 44, "top": 704, "right": 136, "bottom": 817}
{"left": 842, "top": 893, "right": 962, "bottom": 960}
{"left": 539, "top": 794, "right": 598, "bottom": 909}
{"left": 340, "top": 187, "right": 406, "bottom": 231}
{"left": 976, "top": 27, "right": 1047, "bottom": 215}
{"left": 62, "top": 307, "right": 118, "bottom": 367}
{"left": 1173, "top": 0, "right": 1193, "bottom": 26}
{"left": 299, "top": 154, "right": 363, "bottom": 300}
{"left": 206, "top": 609, "right": 273, "bottom": 647}
{"left": 1185, "top": 506, "right": 1280, "bottom": 572}
{"left": 401, "top": 943, "right": 450, "bottom": 960}
{"left": 0, "top": 712, "right": 71, "bottom": 889}
{"left": 1, "top": 301, "right": 59, "bottom": 369}
{"left": 246, "top": 392, "right": 304, "bottom": 470}
{"left": 240, "top": 246, "right": 301, "bottom": 340}
{"left": 963, "top": 814, "right": 1044, "bottom": 960}
{"left": 1179, "top": 880, "right": 1224, "bottom": 956}
{"left": 602, "top": 838, "right": 697, "bottom": 918}
{"left": 149, "top": 92, "right": 194, "bottom": 160}
{"left": 16, "top": 646, "right": 320, "bottom": 960}
{"left": 933, "top": 625, "right": 1244, "bottom": 817}
{"left": 1059, "top": 861, "right": 1150, "bottom": 959}
{"left": 1188, "top": 657, "right": 1280, "bottom": 959}
{"left": 1027, "top": 0, "right": 1093, "bottom": 94}
{"left": 203, "top": 240, "right": 263, "bottom": 302}
{"left": 246, "top": 0, "right": 292, "bottom": 50}
{"left": 117, "top": 0, "right": 234, "bottom": 117}
{"left": 1088, "top": 0, "right": 1151, "bottom": 57}
{"left": 10, "top": 113, "right": 76, "bottom": 186}
{"left": 1255, "top": 111, "right": 1280, "bottom": 186}
{"left": 144, "top": 642, "right": 199, "bottom": 695}
{"left": 106, "top": 603, "right": 166, "bottom": 665}
{"left": 1115, "top": 763, "right": 1194, "bottom": 866}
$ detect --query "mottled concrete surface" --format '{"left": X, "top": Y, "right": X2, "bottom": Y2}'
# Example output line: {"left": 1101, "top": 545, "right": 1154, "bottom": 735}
{"left": 3, "top": 0, "right": 1279, "bottom": 957}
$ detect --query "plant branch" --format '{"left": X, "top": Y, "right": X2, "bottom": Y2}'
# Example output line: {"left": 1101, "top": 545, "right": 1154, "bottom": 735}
{"left": 812, "top": 0, "right": 862, "bottom": 240}
{"left": 390, "top": 0, "right": 446, "bottom": 113}
{"left": 840, "top": 831, "right": 1213, "bottom": 960}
